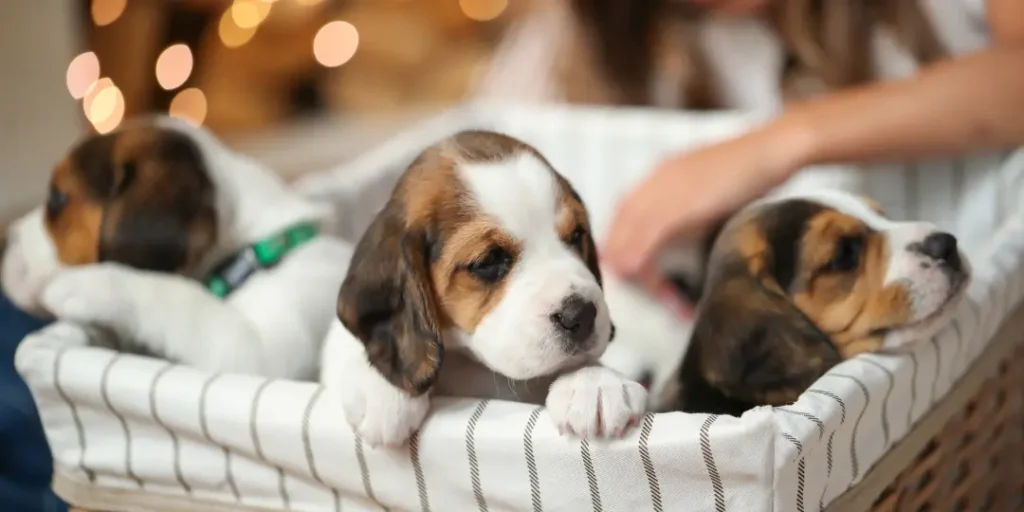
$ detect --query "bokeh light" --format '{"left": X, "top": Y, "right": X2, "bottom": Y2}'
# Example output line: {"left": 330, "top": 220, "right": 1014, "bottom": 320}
{"left": 155, "top": 44, "right": 194, "bottom": 91}
{"left": 83, "top": 78, "right": 124, "bottom": 134}
{"left": 219, "top": 10, "right": 258, "bottom": 48}
{"left": 231, "top": 0, "right": 273, "bottom": 29}
{"left": 169, "top": 88, "right": 208, "bottom": 127}
{"left": 91, "top": 0, "right": 127, "bottom": 26}
{"left": 459, "top": 0, "right": 508, "bottom": 21}
{"left": 313, "top": 21, "right": 359, "bottom": 68}
{"left": 66, "top": 52, "right": 100, "bottom": 100}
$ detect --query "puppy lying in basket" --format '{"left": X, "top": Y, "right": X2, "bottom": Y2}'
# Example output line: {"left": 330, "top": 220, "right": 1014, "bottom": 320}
{"left": 321, "top": 130, "right": 669, "bottom": 447}
{"left": 1, "top": 117, "right": 352, "bottom": 380}
{"left": 660, "top": 190, "right": 972, "bottom": 415}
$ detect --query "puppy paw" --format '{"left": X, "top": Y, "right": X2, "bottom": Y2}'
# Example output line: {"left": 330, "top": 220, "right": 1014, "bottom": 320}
{"left": 546, "top": 366, "right": 647, "bottom": 439}
{"left": 41, "top": 265, "right": 125, "bottom": 323}
{"left": 341, "top": 372, "right": 430, "bottom": 448}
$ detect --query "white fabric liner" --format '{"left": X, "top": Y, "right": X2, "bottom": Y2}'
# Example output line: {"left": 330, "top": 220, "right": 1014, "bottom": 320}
{"left": 16, "top": 105, "right": 1024, "bottom": 512}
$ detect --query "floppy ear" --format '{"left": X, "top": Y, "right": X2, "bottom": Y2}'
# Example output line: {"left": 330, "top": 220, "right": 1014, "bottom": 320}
{"left": 88, "top": 132, "right": 217, "bottom": 273}
{"left": 681, "top": 268, "right": 842, "bottom": 412}
{"left": 336, "top": 203, "right": 443, "bottom": 396}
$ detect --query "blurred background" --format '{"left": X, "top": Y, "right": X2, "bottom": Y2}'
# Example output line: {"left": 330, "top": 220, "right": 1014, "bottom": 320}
{"left": 0, "top": 0, "right": 524, "bottom": 222}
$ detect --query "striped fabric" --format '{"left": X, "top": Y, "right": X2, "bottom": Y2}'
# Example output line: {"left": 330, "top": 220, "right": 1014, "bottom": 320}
{"left": 17, "top": 105, "right": 1024, "bottom": 512}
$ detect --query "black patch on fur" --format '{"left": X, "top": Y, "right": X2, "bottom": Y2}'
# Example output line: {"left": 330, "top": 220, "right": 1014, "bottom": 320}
{"left": 760, "top": 200, "right": 823, "bottom": 292}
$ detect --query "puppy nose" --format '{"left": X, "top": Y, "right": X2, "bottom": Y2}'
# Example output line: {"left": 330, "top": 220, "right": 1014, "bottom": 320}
{"left": 921, "top": 232, "right": 961, "bottom": 270}
{"left": 550, "top": 294, "right": 597, "bottom": 344}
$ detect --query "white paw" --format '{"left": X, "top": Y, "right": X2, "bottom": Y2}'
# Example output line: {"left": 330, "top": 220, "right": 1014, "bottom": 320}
{"left": 546, "top": 366, "right": 647, "bottom": 439}
{"left": 341, "top": 366, "right": 430, "bottom": 448}
{"left": 41, "top": 264, "right": 125, "bottom": 323}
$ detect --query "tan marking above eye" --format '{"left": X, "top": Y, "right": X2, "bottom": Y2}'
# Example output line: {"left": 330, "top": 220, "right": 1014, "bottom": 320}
{"left": 45, "top": 160, "right": 104, "bottom": 265}
{"left": 791, "top": 208, "right": 914, "bottom": 355}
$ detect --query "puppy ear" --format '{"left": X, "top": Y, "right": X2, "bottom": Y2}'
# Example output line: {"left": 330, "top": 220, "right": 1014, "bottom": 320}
{"left": 685, "top": 269, "right": 842, "bottom": 409}
{"left": 94, "top": 131, "right": 217, "bottom": 273}
{"left": 337, "top": 203, "right": 443, "bottom": 396}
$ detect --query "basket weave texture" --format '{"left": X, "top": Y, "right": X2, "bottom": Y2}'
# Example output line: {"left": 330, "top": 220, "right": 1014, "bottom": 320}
{"left": 872, "top": 344, "right": 1024, "bottom": 511}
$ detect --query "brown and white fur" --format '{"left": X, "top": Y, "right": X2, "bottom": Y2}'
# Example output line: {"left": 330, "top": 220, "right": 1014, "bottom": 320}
{"left": 667, "top": 189, "right": 971, "bottom": 415}
{"left": 1, "top": 117, "right": 352, "bottom": 380}
{"left": 320, "top": 131, "right": 647, "bottom": 447}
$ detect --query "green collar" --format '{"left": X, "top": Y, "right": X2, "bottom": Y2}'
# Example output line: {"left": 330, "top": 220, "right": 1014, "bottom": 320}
{"left": 203, "top": 222, "right": 319, "bottom": 298}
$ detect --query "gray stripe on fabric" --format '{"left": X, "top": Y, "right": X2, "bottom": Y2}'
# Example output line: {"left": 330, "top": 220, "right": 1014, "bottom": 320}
{"left": 860, "top": 358, "right": 894, "bottom": 446}
{"left": 700, "top": 415, "right": 725, "bottom": 512}
{"left": 410, "top": 431, "right": 430, "bottom": 512}
{"left": 354, "top": 436, "right": 383, "bottom": 509}
{"left": 581, "top": 439, "right": 602, "bottom": 512}
{"left": 776, "top": 408, "right": 824, "bottom": 439}
{"left": 781, "top": 432, "right": 802, "bottom": 454}
{"left": 53, "top": 349, "right": 95, "bottom": 483}
{"left": 466, "top": 400, "right": 490, "bottom": 512}
{"left": 99, "top": 355, "right": 142, "bottom": 488}
{"left": 796, "top": 457, "right": 806, "bottom": 512}
{"left": 248, "top": 380, "right": 289, "bottom": 509}
{"left": 523, "top": 407, "right": 544, "bottom": 512}
{"left": 149, "top": 363, "right": 190, "bottom": 493}
{"left": 198, "top": 374, "right": 240, "bottom": 501}
{"left": 302, "top": 386, "right": 326, "bottom": 484}
{"left": 782, "top": 431, "right": 806, "bottom": 512}
{"left": 929, "top": 337, "right": 942, "bottom": 406}
{"left": 819, "top": 431, "right": 836, "bottom": 510}
{"left": 805, "top": 389, "right": 847, "bottom": 423}
{"left": 823, "top": 373, "right": 870, "bottom": 479}
{"left": 951, "top": 319, "right": 964, "bottom": 377}
{"left": 908, "top": 351, "right": 919, "bottom": 429}
{"left": 638, "top": 413, "right": 663, "bottom": 512}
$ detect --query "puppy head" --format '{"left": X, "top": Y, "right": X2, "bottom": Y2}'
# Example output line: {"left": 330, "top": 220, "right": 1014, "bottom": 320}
{"left": 337, "top": 131, "right": 612, "bottom": 395}
{"left": 690, "top": 190, "right": 970, "bottom": 406}
{"left": 2, "top": 120, "right": 217, "bottom": 313}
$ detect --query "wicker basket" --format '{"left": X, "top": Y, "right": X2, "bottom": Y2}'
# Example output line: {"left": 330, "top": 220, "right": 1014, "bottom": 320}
{"left": 870, "top": 341, "right": 1024, "bottom": 511}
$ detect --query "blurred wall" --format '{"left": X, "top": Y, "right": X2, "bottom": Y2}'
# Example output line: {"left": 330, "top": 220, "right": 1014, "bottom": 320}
{"left": 0, "top": 1, "right": 83, "bottom": 223}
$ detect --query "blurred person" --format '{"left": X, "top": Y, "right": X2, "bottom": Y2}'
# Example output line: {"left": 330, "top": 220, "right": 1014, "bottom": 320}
{"left": 477, "top": 0, "right": 1024, "bottom": 290}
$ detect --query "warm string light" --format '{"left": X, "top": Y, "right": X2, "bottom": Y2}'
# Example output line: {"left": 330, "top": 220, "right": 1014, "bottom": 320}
{"left": 459, "top": 0, "right": 508, "bottom": 21}
{"left": 66, "top": 52, "right": 100, "bottom": 100}
{"left": 155, "top": 44, "right": 194, "bottom": 90}
{"left": 231, "top": 0, "right": 272, "bottom": 29}
{"left": 313, "top": 21, "right": 359, "bottom": 68}
{"left": 91, "top": 0, "right": 127, "bottom": 26}
{"left": 82, "top": 78, "right": 125, "bottom": 134}
{"left": 81, "top": 0, "right": 328, "bottom": 132}
{"left": 169, "top": 88, "right": 208, "bottom": 127}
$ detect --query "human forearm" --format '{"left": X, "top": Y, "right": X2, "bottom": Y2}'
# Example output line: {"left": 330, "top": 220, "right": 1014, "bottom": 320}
{"left": 768, "top": 43, "right": 1024, "bottom": 174}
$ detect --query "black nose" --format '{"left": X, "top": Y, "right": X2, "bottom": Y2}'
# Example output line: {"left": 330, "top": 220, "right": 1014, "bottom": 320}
{"left": 921, "top": 232, "right": 961, "bottom": 270}
{"left": 550, "top": 294, "right": 597, "bottom": 344}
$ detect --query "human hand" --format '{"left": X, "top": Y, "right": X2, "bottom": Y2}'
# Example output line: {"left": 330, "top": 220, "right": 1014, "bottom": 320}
{"left": 602, "top": 128, "right": 802, "bottom": 279}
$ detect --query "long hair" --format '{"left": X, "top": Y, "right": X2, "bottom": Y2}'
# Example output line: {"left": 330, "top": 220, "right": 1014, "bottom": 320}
{"left": 564, "top": 0, "right": 946, "bottom": 107}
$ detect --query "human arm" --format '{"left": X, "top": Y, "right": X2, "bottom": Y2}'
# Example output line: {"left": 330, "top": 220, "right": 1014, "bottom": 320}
{"left": 603, "top": 0, "right": 1024, "bottom": 278}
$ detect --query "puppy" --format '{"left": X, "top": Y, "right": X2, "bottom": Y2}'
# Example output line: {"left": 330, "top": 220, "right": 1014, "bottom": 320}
{"left": 320, "top": 131, "right": 647, "bottom": 447}
{"left": 668, "top": 190, "right": 971, "bottom": 415}
{"left": 1, "top": 117, "right": 352, "bottom": 380}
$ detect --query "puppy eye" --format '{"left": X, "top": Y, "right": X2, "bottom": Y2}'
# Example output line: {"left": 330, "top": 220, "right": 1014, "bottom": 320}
{"left": 46, "top": 185, "right": 68, "bottom": 217}
{"left": 825, "top": 236, "right": 863, "bottom": 272}
{"left": 467, "top": 247, "right": 513, "bottom": 283}
{"left": 566, "top": 226, "right": 586, "bottom": 250}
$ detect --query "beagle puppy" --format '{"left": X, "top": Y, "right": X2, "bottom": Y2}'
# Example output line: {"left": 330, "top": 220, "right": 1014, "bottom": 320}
{"left": 1, "top": 117, "right": 352, "bottom": 380}
{"left": 320, "top": 130, "right": 648, "bottom": 447}
{"left": 667, "top": 190, "right": 971, "bottom": 415}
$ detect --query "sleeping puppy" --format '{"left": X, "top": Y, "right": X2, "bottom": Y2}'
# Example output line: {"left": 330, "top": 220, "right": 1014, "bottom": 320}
{"left": 320, "top": 130, "right": 647, "bottom": 447}
{"left": 1, "top": 116, "right": 351, "bottom": 379}
{"left": 668, "top": 190, "right": 971, "bottom": 415}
